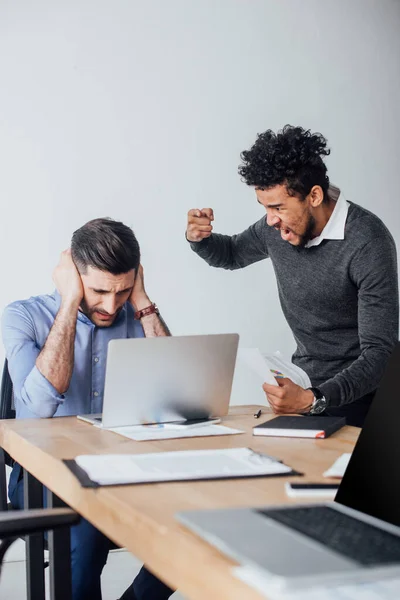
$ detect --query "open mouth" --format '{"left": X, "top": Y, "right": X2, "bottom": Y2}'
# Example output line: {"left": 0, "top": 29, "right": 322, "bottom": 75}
{"left": 276, "top": 226, "right": 293, "bottom": 241}
{"left": 95, "top": 312, "right": 114, "bottom": 321}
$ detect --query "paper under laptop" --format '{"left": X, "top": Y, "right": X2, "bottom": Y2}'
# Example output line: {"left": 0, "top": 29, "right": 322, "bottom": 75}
{"left": 233, "top": 564, "right": 400, "bottom": 600}
{"left": 106, "top": 423, "right": 244, "bottom": 441}
{"left": 73, "top": 447, "right": 294, "bottom": 486}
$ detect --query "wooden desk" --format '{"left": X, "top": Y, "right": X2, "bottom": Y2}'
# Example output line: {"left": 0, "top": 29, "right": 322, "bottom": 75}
{"left": 0, "top": 406, "right": 359, "bottom": 600}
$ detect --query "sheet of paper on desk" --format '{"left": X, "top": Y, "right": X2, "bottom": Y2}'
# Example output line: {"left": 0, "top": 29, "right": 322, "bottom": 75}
{"left": 233, "top": 565, "right": 400, "bottom": 599}
{"left": 323, "top": 453, "right": 352, "bottom": 478}
{"left": 106, "top": 423, "right": 244, "bottom": 441}
{"left": 75, "top": 447, "right": 293, "bottom": 485}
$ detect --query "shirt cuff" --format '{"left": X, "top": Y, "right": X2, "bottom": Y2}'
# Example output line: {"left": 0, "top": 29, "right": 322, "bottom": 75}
{"left": 23, "top": 366, "right": 65, "bottom": 418}
{"left": 319, "top": 379, "right": 342, "bottom": 408}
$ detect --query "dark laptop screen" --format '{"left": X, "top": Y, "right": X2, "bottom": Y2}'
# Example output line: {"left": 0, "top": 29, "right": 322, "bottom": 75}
{"left": 335, "top": 342, "right": 400, "bottom": 528}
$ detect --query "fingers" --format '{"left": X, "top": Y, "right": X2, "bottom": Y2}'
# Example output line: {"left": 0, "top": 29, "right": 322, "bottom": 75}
{"left": 200, "top": 208, "right": 214, "bottom": 220}
{"left": 262, "top": 383, "right": 284, "bottom": 399}
{"left": 187, "top": 211, "right": 214, "bottom": 226}
{"left": 186, "top": 207, "right": 215, "bottom": 242}
{"left": 263, "top": 382, "right": 287, "bottom": 413}
{"left": 59, "top": 249, "right": 74, "bottom": 266}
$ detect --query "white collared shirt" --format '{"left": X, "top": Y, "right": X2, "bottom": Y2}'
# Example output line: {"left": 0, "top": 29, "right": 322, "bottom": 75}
{"left": 305, "top": 186, "right": 349, "bottom": 248}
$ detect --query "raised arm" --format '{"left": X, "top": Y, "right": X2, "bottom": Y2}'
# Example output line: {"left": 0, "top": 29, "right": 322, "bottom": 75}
{"left": 186, "top": 208, "right": 269, "bottom": 270}
{"left": 35, "top": 250, "right": 83, "bottom": 394}
{"left": 130, "top": 265, "right": 171, "bottom": 337}
{"left": 2, "top": 253, "right": 83, "bottom": 418}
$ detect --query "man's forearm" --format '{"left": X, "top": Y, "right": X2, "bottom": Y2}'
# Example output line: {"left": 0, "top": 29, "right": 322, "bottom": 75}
{"left": 36, "top": 300, "right": 79, "bottom": 394}
{"left": 139, "top": 312, "right": 171, "bottom": 337}
{"left": 319, "top": 343, "right": 397, "bottom": 407}
{"left": 189, "top": 234, "right": 237, "bottom": 269}
{"left": 189, "top": 219, "right": 268, "bottom": 270}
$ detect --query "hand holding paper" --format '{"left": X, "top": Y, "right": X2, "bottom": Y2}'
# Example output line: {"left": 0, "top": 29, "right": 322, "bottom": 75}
{"left": 237, "top": 348, "right": 311, "bottom": 389}
{"left": 238, "top": 348, "right": 314, "bottom": 414}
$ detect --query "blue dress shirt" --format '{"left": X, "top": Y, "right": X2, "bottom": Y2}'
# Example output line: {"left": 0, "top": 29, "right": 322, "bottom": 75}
{"left": 1, "top": 291, "right": 144, "bottom": 419}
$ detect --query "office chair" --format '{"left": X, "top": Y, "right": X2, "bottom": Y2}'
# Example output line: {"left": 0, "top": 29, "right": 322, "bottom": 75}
{"left": 0, "top": 359, "right": 15, "bottom": 512}
{"left": 0, "top": 507, "right": 80, "bottom": 598}
{"left": 0, "top": 360, "right": 14, "bottom": 424}
{"left": 0, "top": 360, "right": 51, "bottom": 553}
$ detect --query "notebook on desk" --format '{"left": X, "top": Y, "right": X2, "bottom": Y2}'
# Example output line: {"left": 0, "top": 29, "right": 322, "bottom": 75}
{"left": 253, "top": 415, "right": 345, "bottom": 439}
{"left": 177, "top": 343, "right": 400, "bottom": 591}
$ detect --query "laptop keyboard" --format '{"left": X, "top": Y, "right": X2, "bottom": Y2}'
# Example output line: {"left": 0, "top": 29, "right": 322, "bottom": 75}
{"left": 258, "top": 506, "right": 400, "bottom": 566}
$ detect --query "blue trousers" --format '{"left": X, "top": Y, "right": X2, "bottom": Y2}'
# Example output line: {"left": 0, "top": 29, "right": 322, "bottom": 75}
{"left": 9, "top": 465, "right": 174, "bottom": 600}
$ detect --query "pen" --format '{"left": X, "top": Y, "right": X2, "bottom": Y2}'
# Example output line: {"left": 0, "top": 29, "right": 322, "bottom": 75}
{"left": 254, "top": 409, "right": 262, "bottom": 419}
{"left": 270, "top": 369, "right": 285, "bottom": 378}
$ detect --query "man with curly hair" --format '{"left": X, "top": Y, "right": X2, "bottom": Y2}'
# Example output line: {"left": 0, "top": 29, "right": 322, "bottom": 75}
{"left": 186, "top": 125, "right": 398, "bottom": 427}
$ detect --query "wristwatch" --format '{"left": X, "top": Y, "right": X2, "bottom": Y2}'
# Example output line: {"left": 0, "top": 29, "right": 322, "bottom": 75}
{"left": 133, "top": 303, "right": 160, "bottom": 320}
{"left": 307, "top": 387, "right": 327, "bottom": 415}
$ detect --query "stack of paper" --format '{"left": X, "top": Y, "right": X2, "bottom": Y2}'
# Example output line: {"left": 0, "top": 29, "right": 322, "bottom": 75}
{"left": 74, "top": 447, "right": 294, "bottom": 486}
{"left": 238, "top": 348, "right": 311, "bottom": 388}
{"left": 107, "top": 423, "right": 244, "bottom": 442}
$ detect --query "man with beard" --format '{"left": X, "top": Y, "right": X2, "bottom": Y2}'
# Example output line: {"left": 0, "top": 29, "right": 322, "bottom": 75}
{"left": 186, "top": 125, "right": 398, "bottom": 427}
{"left": 2, "top": 218, "right": 174, "bottom": 600}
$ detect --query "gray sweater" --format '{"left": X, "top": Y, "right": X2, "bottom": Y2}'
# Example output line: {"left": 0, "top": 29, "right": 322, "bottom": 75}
{"left": 189, "top": 202, "right": 399, "bottom": 407}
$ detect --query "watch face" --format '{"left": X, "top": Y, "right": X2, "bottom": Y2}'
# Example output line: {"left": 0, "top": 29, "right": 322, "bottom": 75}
{"left": 312, "top": 397, "right": 327, "bottom": 414}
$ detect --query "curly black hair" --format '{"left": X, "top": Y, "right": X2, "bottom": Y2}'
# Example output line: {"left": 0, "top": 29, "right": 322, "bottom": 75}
{"left": 238, "top": 125, "right": 331, "bottom": 201}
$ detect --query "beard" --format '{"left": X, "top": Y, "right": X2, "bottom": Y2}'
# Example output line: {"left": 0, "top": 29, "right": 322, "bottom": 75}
{"left": 293, "top": 214, "right": 317, "bottom": 250}
{"left": 79, "top": 299, "right": 122, "bottom": 327}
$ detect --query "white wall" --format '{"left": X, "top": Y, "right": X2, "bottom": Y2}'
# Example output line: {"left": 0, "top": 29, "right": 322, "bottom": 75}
{"left": 0, "top": 0, "right": 399, "bottom": 405}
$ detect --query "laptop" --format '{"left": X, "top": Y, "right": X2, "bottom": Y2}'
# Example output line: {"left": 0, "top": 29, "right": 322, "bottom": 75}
{"left": 78, "top": 333, "right": 239, "bottom": 428}
{"left": 177, "top": 342, "right": 400, "bottom": 591}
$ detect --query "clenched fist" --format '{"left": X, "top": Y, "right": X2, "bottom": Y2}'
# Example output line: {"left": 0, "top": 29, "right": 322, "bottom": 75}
{"left": 186, "top": 208, "right": 214, "bottom": 242}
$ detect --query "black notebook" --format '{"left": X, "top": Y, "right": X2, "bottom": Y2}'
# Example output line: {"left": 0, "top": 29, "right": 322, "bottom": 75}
{"left": 253, "top": 415, "right": 346, "bottom": 439}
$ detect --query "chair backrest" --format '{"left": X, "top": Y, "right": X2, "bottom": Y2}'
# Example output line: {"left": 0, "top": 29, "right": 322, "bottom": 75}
{"left": 0, "top": 360, "right": 14, "bottom": 421}
{"left": 0, "top": 360, "right": 15, "bottom": 468}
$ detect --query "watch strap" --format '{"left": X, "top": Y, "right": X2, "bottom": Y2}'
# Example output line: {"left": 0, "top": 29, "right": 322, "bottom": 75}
{"left": 307, "top": 387, "right": 327, "bottom": 415}
{"left": 134, "top": 303, "right": 159, "bottom": 320}
{"left": 308, "top": 386, "right": 323, "bottom": 399}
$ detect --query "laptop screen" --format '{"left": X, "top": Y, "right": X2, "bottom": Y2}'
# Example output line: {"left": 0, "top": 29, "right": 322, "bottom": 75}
{"left": 335, "top": 342, "right": 400, "bottom": 528}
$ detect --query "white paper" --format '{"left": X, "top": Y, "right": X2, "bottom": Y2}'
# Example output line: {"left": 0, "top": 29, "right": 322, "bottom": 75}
{"left": 238, "top": 348, "right": 278, "bottom": 386}
{"left": 107, "top": 423, "right": 244, "bottom": 441}
{"left": 233, "top": 565, "right": 400, "bottom": 599}
{"left": 323, "top": 453, "right": 352, "bottom": 478}
{"left": 238, "top": 348, "right": 312, "bottom": 389}
{"left": 263, "top": 351, "right": 312, "bottom": 389}
{"left": 75, "top": 447, "right": 292, "bottom": 485}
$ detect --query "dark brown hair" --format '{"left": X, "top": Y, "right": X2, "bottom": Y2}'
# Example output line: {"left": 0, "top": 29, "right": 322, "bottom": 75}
{"left": 71, "top": 218, "right": 140, "bottom": 274}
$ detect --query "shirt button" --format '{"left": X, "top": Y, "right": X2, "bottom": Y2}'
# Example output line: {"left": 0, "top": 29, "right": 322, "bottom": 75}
{"left": 93, "top": 391, "right": 99, "bottom": 397}
{"left": 94, "top": 357, "right": 99, "bottom": 363}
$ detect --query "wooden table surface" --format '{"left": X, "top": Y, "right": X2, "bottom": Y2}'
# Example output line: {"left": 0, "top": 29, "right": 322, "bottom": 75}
{"left": 0, "top": 406, "right": 359, "bottom": 600}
